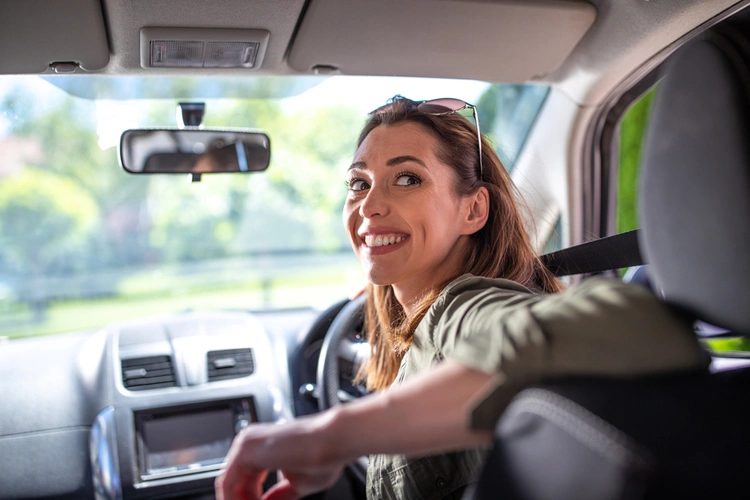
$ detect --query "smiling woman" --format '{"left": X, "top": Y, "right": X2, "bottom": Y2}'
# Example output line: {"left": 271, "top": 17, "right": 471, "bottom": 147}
{"left": 343, "top": 96, "right": 562, "bottom": 499}
{"left": 349, "top": 97, "right": 562, "bottom": 390}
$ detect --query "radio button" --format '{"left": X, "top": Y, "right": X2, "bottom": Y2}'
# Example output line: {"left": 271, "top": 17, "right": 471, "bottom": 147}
{"left": 235, "top": 418, "right": 250, "bottom": 434}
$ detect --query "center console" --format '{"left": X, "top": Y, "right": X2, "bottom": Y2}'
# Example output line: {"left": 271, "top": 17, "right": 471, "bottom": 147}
{"left": 89, "top": 311, "right": 292, "bottom": 500}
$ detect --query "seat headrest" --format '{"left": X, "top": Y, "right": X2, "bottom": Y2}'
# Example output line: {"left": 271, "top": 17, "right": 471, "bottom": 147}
{"left": 640, "top": 28, "right": 750, "bottom": 335}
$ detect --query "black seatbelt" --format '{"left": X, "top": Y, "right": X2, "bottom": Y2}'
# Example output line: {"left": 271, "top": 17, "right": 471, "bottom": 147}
{"left": 541, "top": 229, "right": 643, "bottom": 277}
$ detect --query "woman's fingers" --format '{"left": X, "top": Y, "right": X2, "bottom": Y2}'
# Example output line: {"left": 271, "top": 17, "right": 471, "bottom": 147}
{"left": 215, "top": 464, "right": 267, "bottom": 500}
{"left": 215, "top": 430, "right": 270, "bottom": 500}
{"left": 261, "top": 479, "right": 299, "bottom": 500}
{"left": 261, "top": 466, "right": 344, "bottom": 500}
{"left": 218, "top": 464, "right": 344, "bottom": 500}
{"left": 216, "top": 417, "right": 348, "bottom": 500}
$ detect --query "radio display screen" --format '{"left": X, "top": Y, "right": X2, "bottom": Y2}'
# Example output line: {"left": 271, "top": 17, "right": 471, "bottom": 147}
{"left": 135, "top": 398, "right": 254, "bottom": 479}
{"left": 142, "top": 409, "right": 233, "bottom": 472}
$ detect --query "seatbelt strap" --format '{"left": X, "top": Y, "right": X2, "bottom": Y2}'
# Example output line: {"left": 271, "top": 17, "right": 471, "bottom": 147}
{"left": 541, "top": 229, "right": 643, "bottom": 277}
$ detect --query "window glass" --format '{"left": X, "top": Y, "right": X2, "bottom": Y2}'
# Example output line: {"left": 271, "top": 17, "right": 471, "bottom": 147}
{"left": 616, "top": 87, "right": 656, "bottom": 234}
{"left": 542, "top": 216, "right": 563, "bottom": 255}
{"left": 704, "top": 337, "right": 750, "bottom": 356}
{"left": 477, "top": 84, "right": 549, "bottom": 172}
{"left": 0, "top": 75, "right": 550, "bottom": 339}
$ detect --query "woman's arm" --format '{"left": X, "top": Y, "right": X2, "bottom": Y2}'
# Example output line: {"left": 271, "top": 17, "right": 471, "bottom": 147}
{"left": 215, "top": 360, "right": 493, "bottom": 500}
{"left": 217, "top": 278, "right": 710, "bottom": 499}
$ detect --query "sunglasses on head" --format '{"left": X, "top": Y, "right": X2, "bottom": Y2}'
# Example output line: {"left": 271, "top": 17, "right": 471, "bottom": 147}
{"left": 369, "top": 97, "right": 484, "bottom": 181}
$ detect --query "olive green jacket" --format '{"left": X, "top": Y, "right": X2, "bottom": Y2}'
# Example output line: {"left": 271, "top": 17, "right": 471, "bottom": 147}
{"left": 366, "top": 274, "right": 710, "bottom": 500}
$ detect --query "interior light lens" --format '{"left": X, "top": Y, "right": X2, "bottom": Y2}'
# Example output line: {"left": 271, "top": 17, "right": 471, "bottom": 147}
{"left": 150, "top": 40, "right": 204, "bottom": 67}
{"left": 149, "top": 41, "right": 259, "bottom": 68}
{"left": 205, "top": 42, "right": 259, "bottom": 68}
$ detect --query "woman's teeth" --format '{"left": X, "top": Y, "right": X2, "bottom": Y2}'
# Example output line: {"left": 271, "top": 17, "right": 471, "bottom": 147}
{"left": 364, "top": 235, "right": 405, "bottom": 247}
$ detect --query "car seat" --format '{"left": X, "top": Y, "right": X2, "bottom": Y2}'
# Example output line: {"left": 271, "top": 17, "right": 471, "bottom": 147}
{"left": 470, "top": 23, "right": 750, "bottom": 500}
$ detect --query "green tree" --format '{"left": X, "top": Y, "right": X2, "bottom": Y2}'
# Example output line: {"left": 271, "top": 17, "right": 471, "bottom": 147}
{"left": 0, "top": 168, "right": 99, "bottom": 274}
{"left": 0, "top": 168, "right": 99, "bottom": 273}
{"left": 0, "top": 168, "right": 99, "bottom": 318}
{"left": 1, "top": 85, "right": 153, "bottom": 269}
{"left": 617, "top": 88, "right": 657, "bottom": 234}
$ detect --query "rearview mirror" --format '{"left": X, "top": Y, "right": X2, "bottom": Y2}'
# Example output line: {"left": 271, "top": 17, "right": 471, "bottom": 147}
{"left": 119, "top": 129, "right": 271, "bottom": 175}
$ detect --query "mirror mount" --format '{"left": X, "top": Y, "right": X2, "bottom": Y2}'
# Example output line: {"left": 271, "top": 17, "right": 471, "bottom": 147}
{"left": 180, "top": 102, "right": 206, "bottom": 181}
{"left": 177, "top": 102, "right": 205, "bottom": 128}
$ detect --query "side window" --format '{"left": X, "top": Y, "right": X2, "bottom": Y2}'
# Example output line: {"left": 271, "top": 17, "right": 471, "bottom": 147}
{"left": 477, "top": 84, "right": 549, "bottom": 172}
{"left": 616, "top": 87, "right": 656, "bottom": 234}
{"left": 542, "top": 216, "right": 563, "bottom": 255}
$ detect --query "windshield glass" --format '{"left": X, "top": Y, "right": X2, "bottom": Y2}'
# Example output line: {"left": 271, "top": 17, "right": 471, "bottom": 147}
{"left": 0, "top": 75, "right": 548, "bottom": 339}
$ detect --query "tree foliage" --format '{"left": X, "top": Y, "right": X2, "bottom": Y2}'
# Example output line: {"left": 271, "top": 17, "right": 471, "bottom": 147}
{"left": 617, "top": 87, "right": 657, "bottom": 234}
{"left": 0, "top": 168, "right": 99, "bottom": 274}
{"left": 0, "top": 77, "right": 363, "bottom": 284}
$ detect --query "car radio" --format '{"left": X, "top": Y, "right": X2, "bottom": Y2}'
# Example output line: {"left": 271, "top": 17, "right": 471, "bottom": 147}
{"left": 133, "top": 397, "right": 257, "bottom": 481}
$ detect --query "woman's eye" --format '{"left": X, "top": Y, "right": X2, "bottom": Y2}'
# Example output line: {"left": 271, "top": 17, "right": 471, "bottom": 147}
{"left": 394, "top": 173, "right": 422, "bottom": 186}
{"left": 347, "top": 179, "right": 369, "bottom": 192}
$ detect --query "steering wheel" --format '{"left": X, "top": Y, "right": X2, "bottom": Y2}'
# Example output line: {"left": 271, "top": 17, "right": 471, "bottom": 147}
{"left": 316, "top": 294, "right": 369, "bottom": 485}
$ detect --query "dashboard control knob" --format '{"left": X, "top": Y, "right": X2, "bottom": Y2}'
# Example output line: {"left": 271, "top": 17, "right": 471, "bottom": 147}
{"left": 299, "top": 383, "right": 319, "bottom": 401}
{"left": 235, "top": 418, "right": 250, "bottom": 434}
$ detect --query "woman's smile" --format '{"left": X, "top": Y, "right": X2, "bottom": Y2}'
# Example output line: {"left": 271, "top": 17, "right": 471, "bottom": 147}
{"left": 363, "top": 234, "right": 406, "bottom": 247}
{"left": 358, "top": 227, "right": 411, "bottom": 255}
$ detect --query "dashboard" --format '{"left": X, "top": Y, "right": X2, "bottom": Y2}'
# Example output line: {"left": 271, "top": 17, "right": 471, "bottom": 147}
{"left": 0, "top": 308, "right": 319, "bottom": 500}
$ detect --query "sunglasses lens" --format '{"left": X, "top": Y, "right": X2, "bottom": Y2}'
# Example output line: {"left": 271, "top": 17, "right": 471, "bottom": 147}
{"left": 418, "top": 98, "right": 467, "bottom": 114}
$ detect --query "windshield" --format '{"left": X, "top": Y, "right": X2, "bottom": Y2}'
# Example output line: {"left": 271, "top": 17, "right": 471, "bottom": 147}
{"left": 0, "top": 75, "right": 548, "bottom": 339}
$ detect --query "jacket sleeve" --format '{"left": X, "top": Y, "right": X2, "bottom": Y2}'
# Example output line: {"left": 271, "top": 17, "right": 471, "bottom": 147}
{"left": 438, "top": 277, "right": 711, "bottom": 430}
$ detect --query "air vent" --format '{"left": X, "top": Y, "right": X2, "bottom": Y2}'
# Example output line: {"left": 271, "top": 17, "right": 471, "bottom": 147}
{"left": 207, "top": 348, "right": 254, "bottom": 382}
{"left": 121, "top": 355, "right": 177, "bottom": 391}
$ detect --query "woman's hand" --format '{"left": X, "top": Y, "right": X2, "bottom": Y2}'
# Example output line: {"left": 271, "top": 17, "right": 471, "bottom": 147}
{"left": 215, "top": 360, "right": 494, "bottom": 499}
{"left": 215, "top": 416, "right": 347, "bottom": 500}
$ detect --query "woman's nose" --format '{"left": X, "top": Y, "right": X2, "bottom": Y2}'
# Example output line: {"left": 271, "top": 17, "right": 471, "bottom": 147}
{"left": 359, "top": 185, "right": 389, "bottom": 219}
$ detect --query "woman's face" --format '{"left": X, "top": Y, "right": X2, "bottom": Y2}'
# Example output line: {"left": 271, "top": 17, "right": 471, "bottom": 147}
{"left": 344, "top": 122, "right": 481, "bottom": 306}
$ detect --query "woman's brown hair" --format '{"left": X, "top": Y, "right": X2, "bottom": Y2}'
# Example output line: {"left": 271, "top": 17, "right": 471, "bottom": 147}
{"left": 357, "top": 96, "right": 562, "bottom": 391}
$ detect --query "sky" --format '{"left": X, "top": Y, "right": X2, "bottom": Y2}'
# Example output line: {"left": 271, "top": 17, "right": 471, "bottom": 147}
{"left": 282, "top": 75, "right": 489, "bottom": 114}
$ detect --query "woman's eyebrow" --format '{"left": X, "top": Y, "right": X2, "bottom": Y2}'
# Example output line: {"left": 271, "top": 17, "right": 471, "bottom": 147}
{"left": 387, "top": 155, "right": 428, "bottom": 169}
{"left": 348, "top": 156, "right": 428, "bottom": 171}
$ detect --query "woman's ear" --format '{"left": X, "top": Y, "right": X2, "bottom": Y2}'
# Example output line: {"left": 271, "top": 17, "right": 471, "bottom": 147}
{"left": 462, "top": 187, "right": 490, "bottom": 235}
